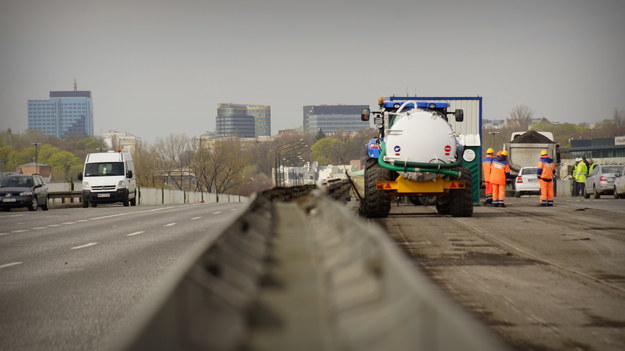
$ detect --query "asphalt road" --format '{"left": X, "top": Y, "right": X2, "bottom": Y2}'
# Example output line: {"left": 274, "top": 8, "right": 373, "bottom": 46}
{"left": 376, "top": 196, "right": 625, "bottom": 351}
{"left": 0, "top": 202, "right": 243, "bottom": 351}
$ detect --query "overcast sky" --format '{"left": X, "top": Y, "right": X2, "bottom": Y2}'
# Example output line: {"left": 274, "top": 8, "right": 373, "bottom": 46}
{"left": 1, "top": 0, "right": 623, "bottom": 143}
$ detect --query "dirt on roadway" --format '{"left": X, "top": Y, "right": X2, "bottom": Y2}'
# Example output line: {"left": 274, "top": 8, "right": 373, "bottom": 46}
{"left": 376, "top": 196, "right": 625, "bottom": 351}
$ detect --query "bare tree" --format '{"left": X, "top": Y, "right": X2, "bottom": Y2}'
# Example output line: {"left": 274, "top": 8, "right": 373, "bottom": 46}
{"left": 154, "top": 134, "right": 193, "bottom": 190}
{"left": 508, "top": 105, "right": 534, "bottom": 131}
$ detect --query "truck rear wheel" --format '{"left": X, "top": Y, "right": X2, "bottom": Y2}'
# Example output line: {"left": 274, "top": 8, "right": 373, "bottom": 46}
{"left": 436, "top": 196, "right": 451, "bottom": 215}
{"left": 361, "top": 158, "right": 392, "bottom": 218}
{"left": 449, "top": 167, "right": 474, "bottom": 217}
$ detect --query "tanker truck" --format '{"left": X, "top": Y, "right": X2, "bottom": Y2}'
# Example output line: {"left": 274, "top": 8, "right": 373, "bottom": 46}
{"left": 360, "top": 98, "right": 473, "bottom": 217}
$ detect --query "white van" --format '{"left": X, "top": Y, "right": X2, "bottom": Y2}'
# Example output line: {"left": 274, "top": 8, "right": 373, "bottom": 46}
{"left": 78, "top": 151, "right": 137, "bottom": 207}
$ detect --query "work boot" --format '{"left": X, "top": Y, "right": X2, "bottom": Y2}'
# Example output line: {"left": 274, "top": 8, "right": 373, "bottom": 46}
{"left": 500, "top": 203, "right": 506, "bottom": 208}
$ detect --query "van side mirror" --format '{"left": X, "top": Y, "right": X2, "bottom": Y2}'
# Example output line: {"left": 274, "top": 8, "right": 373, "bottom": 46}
{"left": 454, "top": 109, "right": 464, "bottom": 122}
{"left": 126, "top": 170, "right": 133, "bottom": 179}
{"left": 361, "top": 108, "right": 370, "bottom": 121}
{"left": 77, "top": 172, "right": 83, "bottom": 181}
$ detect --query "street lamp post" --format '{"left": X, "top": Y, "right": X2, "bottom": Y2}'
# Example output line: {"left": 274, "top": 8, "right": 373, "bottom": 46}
{"left": 32, "top": 142, "right": 41, "bottom": 174}
{"left": 274, "top": 139, "right": 305, "bottom": 186}
{"left": 488, "top": 132, "right": 500, "bottom": 150}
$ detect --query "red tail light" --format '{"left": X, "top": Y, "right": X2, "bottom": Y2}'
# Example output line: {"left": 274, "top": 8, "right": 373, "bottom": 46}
{"left": 516, "top": 176, "right": 523, "bottom": 183}
{"left": 599, "top": 176, "right": 607, "bottom": 182}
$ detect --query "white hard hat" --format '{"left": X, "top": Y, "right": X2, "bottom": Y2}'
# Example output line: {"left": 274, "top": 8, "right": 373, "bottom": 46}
{"left": 575, "top": 157, "right": 582, "bottom": 162}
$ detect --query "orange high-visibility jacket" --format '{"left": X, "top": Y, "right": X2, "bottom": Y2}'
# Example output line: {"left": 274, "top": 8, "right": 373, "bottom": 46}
{"left": 482, "top": 155, "right": 495, "bottom": 182}
{"left": 490, "top": 159, "right": 511, "bottom": 185}
{"left": 538, "top": 156, "right": 556, "bottom": 181}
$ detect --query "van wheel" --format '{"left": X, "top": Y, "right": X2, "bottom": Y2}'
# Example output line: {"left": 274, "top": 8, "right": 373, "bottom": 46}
{"left": 82, "top": 196, "right": 89, "bottom": 208}
{"left": 130, "top": 192, "right": 136, "bottom": 206}
{"left": 42, "top": 197, "right": 49, "bottom": 211}
{"left": 92, "top": 202, "right": 98, "bottom": 208}
{"left": 123, "top": 195, "right": 130, "bottom": 207}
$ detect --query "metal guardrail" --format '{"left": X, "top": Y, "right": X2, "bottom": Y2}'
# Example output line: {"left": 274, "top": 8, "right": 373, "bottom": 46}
{"left": 110, "top": 184, "right": 508, "bottom": 351}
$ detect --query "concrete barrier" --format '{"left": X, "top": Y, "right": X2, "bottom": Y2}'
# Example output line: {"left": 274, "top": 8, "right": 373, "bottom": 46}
{"left": 137, "top": 187, "right": 245, "bottom": 205}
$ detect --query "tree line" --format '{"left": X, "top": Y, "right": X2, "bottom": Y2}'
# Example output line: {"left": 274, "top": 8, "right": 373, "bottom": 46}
{"left": 0, "top": 128, "right": 376, "bottom": 196}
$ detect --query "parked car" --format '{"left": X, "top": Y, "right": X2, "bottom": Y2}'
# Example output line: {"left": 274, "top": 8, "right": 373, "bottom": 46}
{"left": 613, "top": 167, "right": 625, "bottom": 199}
{"left": 514, "top": 166, "right": 540, "bottom": 197}
{"left": 0, "top": 174, "right": 49, "bottom": 211}
{"left": 584, "top": 165, "right": 624, "bottom": 199}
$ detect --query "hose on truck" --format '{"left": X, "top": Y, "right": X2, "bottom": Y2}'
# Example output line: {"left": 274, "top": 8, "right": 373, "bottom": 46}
{"left": 377, "top": 141, "right": 461, "bottom": 178}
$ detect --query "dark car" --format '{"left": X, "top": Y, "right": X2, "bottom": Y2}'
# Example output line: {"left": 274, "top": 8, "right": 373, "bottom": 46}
{"left": 0, "top": 174, "right": 49, "bottom": 211}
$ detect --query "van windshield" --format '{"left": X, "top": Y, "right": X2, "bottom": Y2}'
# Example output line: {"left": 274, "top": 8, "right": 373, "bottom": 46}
{"left": 85, "top": 162, "right": 125, "bottom": 176}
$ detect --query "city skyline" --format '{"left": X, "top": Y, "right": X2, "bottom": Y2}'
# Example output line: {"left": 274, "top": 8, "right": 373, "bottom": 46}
{"left": 1, "top": 0, "right": 624, "bottom": 144}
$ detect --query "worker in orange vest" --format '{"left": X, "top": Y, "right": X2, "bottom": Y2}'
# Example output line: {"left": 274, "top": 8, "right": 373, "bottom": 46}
{"left": 537, "top": 150, "right": 556, "bottom": 206}
{"left": 482, "top": 148, "right": 496, "bottom": 206}
{"left": 490, "top": 150, "right": 511, "bottom": 207}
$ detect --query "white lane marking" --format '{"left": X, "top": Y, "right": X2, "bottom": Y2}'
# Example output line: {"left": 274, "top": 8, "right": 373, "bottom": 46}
{"left": 71, "top": 242, "right": 98, "bottom": 250}
{"left": 212, "top": 211, "right": 222, "bottom": 215}
{"left": 0, "top": 233, "right": 9, "bottom": 236}
{"left": 230, "top": 208, "right": 237, "bottom": 211}
{"left": 88, "top": 207, "right": 173, "bottom": 221}
{"left": 48, "top": 224, "right": 60, "bottom": 227}
{"left": 62, "top": 222, "right": 76, "bottom": 225}
{"left": 0, "top": 262, "right": 23, "bottom": 269}
{"left": 127, "top": 231, "right": 145, "bottom": 236}
{"left": 191, "top": 216, "right": 202, "bottom": 220}
{"left": 164, "top": 223, "right": 177, "bottom": 227}
{"left": 76, "top": 220, "right": 89, "bottom": 222}
{"left": 11, "top": 230, "right": 28, "bottom": 233}
{"left": 31, "top": 227, "right": 46, "bottom": 230}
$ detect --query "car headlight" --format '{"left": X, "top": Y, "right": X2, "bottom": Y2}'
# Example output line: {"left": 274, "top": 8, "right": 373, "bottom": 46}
{"left": 20, "top": 191, "right": 33, "bottom": 196}
{"left": 118, "top": 180, "right": 126, "bottom": 188}
{"left": 83, "top": 182, "right": 90, "bottom": 190}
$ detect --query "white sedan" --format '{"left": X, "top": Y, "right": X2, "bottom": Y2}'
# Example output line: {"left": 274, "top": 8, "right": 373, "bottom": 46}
{"left": 514, "top": 167, "right": 541, "bottom": 197}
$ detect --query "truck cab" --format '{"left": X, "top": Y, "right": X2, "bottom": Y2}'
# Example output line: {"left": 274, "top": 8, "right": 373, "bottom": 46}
{"left": 78, "top": 150, "right": 137, "bottom": 207}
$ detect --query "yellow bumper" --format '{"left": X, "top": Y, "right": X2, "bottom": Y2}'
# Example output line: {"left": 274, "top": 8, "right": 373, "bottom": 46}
{"left": 376, "top": 175, "right": 465, "bottom": 194}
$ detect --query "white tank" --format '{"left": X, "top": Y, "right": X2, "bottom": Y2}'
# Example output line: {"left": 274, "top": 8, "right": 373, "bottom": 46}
{"left": 384, "top": 110, "right": 458, "bottom": 165}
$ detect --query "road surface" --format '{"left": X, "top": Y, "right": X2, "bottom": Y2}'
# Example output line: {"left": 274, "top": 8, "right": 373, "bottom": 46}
{"left": 0, "top": 202, "right": 243, "bottom": 351}
{"left": 376, "top": 196, "right": 625, "bottom": 351}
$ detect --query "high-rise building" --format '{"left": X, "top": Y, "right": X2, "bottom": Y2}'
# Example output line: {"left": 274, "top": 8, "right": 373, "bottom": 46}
{"left": 303, "top": 105, "right": 370, "bottom": 134}
{"left": 27, "top": 89, "right": 94, "bottom": 138}
{"left": 216, "top": 103, "right": 270, "bottom": 138}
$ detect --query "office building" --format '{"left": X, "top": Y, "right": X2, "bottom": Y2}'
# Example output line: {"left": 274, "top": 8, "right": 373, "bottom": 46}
{"left": 303, "top": 105, "right": 370, "bottom": 134}
{"left": 28, "top": 89, "right": 94, "bottom": 138}
{"left": 216, "top": 103, "right": 270, "bottom": 138}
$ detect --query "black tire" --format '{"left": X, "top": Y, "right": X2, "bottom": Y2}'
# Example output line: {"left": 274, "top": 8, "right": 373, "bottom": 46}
{"left": 42, "top": 196, "right": 49, "bottom": 211}
{"left": 614, "top": 187, "right": 620, "bottom": 199}
{"left": 361, "top": 158, "right": 392, "bottom": 218}
{"left": 28, "top": 197, "right": 38, "bottom": 211}
{"left": 92, "top": 202, "right": 98, "bottom": 208}
{"left": 593, "top": 186, "right": 600, "bottom": 199}
{"left": 436, "top": 196, "right": 451, "bottom": 215}
{"left": 130, "top": 192, "right": 137, "bottom": 206}
{"left": 515, "top": 191, "right": 521, "bottom": 198}
{"left": 82, "top": 195, "right": 89, "bottom": 208}
{"left": 583, "top": 187, "right": 590, "bottom": 199}
{"left": 449, "top": 167, "right": 474, "bottom": 217}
